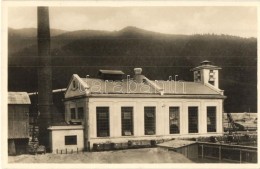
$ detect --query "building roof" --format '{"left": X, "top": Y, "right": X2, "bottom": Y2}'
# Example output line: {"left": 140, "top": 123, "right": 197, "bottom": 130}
{"left": 191, "top": 65, "right": 222, "bottom": 71}
{"left": 78, "top": 77, "right": 224, "bottom": 98}
{"left": 8, "top": 92, "right": 31, "bottom": 104}
{"left": 155, "top": 81, "right": 220, "bottom": 95}
{"left": 99, "top": 69, "right": 125, "bottom": 75}
{"left": 88, "top": 94, "right": 225, "bottom": 99}
{"left": 65, "top": 62, "right": 225, "bottom": 99}
{"left": 48, "top": 125, "right": 84, "bottom": 130}
{"left": 158, "top": 139, "right": 197, "bottom": 149}
{"left": 82, "top": 78, "right": 159, "bottom": 94}
{"left": 191, "top": 60, "right": 221, "bottom": 71}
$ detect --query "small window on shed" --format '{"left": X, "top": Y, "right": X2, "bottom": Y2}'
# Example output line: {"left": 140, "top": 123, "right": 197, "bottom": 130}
{"left": 65, "top": 135, "right": 77, "bottom": 145}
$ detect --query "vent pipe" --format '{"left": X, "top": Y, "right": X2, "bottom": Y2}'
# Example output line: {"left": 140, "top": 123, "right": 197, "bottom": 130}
{"left": 134, "top": 68, "right": 145, "bottom": 83}
{"left": 37, "top": 7, "right": 52, "bottom": 148}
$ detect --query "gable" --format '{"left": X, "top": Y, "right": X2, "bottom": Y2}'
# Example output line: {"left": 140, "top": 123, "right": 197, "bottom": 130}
{"left": 64, "top": 74, "right": 89, "bottom": 99}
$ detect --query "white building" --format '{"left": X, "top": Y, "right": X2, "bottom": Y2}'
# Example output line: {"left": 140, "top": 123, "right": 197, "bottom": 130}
{"left": 49, "top": 61, "right": 226, "bottom": 152}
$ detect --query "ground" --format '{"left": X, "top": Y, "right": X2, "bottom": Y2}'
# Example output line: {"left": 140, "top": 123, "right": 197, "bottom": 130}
{"left": 8, "top": 148, "right": 192, "bottom": 163}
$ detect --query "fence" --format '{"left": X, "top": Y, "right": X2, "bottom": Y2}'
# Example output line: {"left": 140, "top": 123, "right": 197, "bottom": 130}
{"left": 55, "top": 148, "right": 82, "bottom": 154}
{"left": 198, "top": 142, "right": 257, "bottom": 163}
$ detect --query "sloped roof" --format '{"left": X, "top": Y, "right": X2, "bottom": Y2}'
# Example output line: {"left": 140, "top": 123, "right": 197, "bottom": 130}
{"left": 191, "top": 64, "right": 221, "bottom": 71}
{"left": 99, "top": 70, "right": 125, "bottom": 75}
{"left": 191, "top": 61, "right": 221, "bottom": 71}
{"left": 82, "top": 78, "right": 159, "bottom": 94}
{"left": 158, "top": 139, "right": 197, "bottom": 149}
{"left": 8, "top": 92, "right": 31, "bottom": 104}
{"left": 155, "top": 81, "right": 220, "bottom": 95}
{"left": 79, "top": 78, "right": 224, "bottom": 97}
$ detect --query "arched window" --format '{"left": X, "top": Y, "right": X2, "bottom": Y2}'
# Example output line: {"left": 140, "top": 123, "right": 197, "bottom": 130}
{"left": 72, "top": 80, "right": 77, "bottom": 90}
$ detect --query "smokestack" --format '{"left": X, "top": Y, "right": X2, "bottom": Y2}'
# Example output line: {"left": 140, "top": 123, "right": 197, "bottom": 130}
{"left": 37, "top": 7, "right": 52, "bottom": 148}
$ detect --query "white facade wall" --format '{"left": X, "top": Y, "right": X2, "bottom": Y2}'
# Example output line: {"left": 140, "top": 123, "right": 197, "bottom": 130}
{"left": 64, "top": 98, "right": 87, "bottom": 124}
{"left": 48, "top": 126, "right": 84, "bottom": 153}
{"left": 81, "top": 97, "right": 224, "bottom": 149}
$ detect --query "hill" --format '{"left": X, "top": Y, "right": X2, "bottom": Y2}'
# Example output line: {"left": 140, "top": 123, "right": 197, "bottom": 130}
{"left": 8, "top": 26, "right": 257, "bottom": 112}
{"left": 8, "top": 28, "right": 67, "bottom": 54}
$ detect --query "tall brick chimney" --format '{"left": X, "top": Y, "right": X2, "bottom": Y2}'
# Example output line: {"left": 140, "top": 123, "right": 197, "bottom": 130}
{"left": 37, "top": 7, "right": 52, "bottom": 148}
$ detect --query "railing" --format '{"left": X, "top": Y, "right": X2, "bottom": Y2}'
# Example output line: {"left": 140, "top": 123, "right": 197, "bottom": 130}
{"left": 198, "top": 142, "right": 257, "bottom": 163}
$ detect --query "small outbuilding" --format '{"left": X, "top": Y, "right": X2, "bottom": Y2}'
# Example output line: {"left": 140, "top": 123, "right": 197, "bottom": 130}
{"left": 48, "top": 125, "right": 84, "bottom": 154}
{"left": 8, "top": 92, "right": 31, "bottom": 155}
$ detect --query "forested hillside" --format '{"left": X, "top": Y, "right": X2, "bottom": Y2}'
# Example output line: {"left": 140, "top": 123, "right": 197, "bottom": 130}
{"left": 8, "top": 26, "right": 257, "bottom": 112}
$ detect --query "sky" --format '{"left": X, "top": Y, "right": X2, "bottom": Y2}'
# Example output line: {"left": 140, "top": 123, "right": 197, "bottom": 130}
{"left": 8, "top": 6, "right": 257, "bottom": 38}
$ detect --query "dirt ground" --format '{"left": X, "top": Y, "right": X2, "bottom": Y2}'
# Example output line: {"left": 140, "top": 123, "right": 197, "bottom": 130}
{"left": 8, "top": 148, "right": 192, "bottom": 163}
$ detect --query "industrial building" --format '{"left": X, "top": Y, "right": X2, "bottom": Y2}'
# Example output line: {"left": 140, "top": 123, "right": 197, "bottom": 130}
{"left": 8, "top": 92, "right": 31, "bottom": 155}
{"left": 48, "top": 60, "right": 226, "bottom": 152}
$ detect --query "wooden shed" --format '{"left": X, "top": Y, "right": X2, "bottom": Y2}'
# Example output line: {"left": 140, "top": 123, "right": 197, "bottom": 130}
{"left": 8, "top": 92, "right": 31, "bottom": 155}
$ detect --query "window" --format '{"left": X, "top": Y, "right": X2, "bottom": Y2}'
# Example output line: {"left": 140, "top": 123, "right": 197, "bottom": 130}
{"left": 196, "top": 71, "right": 201, "bottom": 81}
{"left": 209, "top": 70, "right": 215, "bottom": 85}
{"left": 144, "top": 107, "right": 156, "bottom": 135}
{"left": 96, "top": 107, "right": 109, "bottom": 137}
{"left": 188, "top": 107, "right": 198, "bottom": 133}
{"left": 70, "top": 108, "right": 76, "bottom": 119}
{"left": 121, "top": 107, "right": 133, "bottom": 136}
{"left": 65, "top": 135, "right": 77, "bottom": 145}
{"left": 78, "top": 107, "right": 84, "bottom": 119}
{"left": 72, "top": 80, "right": 77, "bottom": 89}
{"left": 207, "top": 106, "right": 216, "bottom": 132}
{"left": 169, "top": 107, "right": 180, "bottom": 134}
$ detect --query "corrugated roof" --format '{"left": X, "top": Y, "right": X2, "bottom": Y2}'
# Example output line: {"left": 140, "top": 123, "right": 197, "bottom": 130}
{"left": 99, "top": 69, "right": 125, "bottom": 75}
{"left": 8, "top": 92, "right": 31, "bottom": 104}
